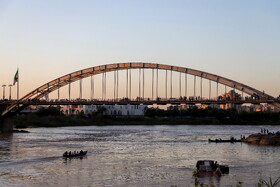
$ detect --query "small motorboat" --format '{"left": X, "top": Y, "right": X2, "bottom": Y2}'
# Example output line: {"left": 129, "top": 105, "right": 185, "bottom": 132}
{"left": 63, "top": 151, "right": 87, "bottom": 158}
{"left": 208, "top": 137, "right": 242, "bottom": 143}
{"left": 196, "top": 160, "right": 229, "bottom": 175}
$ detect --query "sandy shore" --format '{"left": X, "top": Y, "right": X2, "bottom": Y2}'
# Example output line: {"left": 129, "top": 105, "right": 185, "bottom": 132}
{"left": 245, "top": 134, "right": 280, "bottom": 145}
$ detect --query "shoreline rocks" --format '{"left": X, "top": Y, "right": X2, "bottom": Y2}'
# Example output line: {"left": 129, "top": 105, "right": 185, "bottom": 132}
{"left": 245, "top": 134, "right": 280, "bottom": 146}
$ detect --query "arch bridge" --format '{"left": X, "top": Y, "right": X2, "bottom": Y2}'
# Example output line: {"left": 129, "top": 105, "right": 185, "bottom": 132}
{"left": 1, "top": 62, "right": 279, "bottom": 117}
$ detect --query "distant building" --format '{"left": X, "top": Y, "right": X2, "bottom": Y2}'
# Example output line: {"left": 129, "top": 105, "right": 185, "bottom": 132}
{"left": 20, "top": 105, "right": 44, "bottom": 113}
{"left": 254, "top": 103, "right": 275, "bottom": 112}
{"left": 178, "top": 104, "right": 193, "bottom": 110}
{"left": 220, "top": 90, "right": 242, "bottom": 110}
{"left": 239, "top": 103, "right": 276, "bottom": 113}
{"left": 208, "top": 104, "right": 220, "bottom": 109}
{"left": 240, "top": 104, "right": 255, "bottom": 113}
{"left": 60, "top": 104, "right": 147, "bottom": 116}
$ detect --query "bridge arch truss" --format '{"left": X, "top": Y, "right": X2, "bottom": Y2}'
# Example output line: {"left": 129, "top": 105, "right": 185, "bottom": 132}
{"left": 2, "top": 62, "right": 276, "bottom": 116}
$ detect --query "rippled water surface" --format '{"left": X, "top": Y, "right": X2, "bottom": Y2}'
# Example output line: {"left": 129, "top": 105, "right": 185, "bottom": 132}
{"left": 0, "top": 125, "right": 279, "bottom": 187}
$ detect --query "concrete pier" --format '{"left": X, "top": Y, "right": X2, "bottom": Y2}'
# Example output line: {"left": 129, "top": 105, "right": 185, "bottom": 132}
{"left": 0, "top": 117, "right": 14, "bottom": 133}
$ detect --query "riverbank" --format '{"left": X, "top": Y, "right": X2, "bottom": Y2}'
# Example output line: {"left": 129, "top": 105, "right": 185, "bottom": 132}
{"left": 13, "top": 114, "right": 280, "bottom": 128}
{"left": 9, "top": 106, "right": 279, "bottom": 128}
{"left": 245, "top": 134, "right": 280, "bottom": 145}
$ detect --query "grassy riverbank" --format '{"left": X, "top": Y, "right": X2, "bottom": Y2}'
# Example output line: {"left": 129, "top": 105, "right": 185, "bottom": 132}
{"left": 13, "top": 114, "right": 280, "bottom": 128}
{"left": 13, "top": 107, "right": 280, "bottom": 128}
{"left": 13, "top": 114, "right": 219, "bottom": 128}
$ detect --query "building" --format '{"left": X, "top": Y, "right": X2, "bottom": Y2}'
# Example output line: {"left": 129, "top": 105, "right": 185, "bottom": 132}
{"left": 220, "top": 90, "right": 242, "bottom": 110}
{"left": 240, "top": 104, "right": 255, "bottom": 113}
{"left": 60, "top": 104, "right": 147, "bottom": 116}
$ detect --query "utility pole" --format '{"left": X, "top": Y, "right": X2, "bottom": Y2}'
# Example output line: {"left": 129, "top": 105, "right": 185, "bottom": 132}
{"left": 8, "top": 84, "right": 12, "bottom": 100}
{"left": 2, "top": 85, "right": 6, "bottom": 99}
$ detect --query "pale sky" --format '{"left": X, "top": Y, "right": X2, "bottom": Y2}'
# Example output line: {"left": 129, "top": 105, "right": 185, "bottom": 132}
{"left": 0, "top": 0, "right": 279, "bottom": 99}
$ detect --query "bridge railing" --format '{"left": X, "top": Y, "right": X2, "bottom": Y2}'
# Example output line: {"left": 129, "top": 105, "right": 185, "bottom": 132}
{"left": 1, "top": 97, "right": 279, "bottom": 105}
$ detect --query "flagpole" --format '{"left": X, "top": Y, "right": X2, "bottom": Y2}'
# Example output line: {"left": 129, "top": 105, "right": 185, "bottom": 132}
{"left": 17, "top": 68, "right": 19, "bottom": 101}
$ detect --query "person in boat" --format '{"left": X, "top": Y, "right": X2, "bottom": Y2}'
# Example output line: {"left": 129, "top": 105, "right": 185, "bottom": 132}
{"left": 215, "top": 166, "right": 222, "bottom": 176}
{"left": 63, "top": 151, "right": 68, "bottom": 157}
{"left": 69, "top": 151, "right": 72, "bottom": 156}
{"left": 80, "top": 150, "right": 84, "bottom": 155}
{"left": 214, "top": 161, "right": 218, "bottom": 168}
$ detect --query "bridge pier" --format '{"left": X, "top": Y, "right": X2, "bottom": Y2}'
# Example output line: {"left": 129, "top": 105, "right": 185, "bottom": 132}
{"left": 0, "top": 117, "right": 14, "bottom": 133}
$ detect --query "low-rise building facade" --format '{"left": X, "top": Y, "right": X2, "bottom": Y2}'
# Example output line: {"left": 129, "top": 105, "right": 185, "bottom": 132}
{"left": 60, "top": 104, "right": 147, "bottom": 116}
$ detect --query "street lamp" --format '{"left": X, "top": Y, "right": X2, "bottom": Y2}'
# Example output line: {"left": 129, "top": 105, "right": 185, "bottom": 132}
{"left": 8, "top": 84, "right": 13, "bottom": 100}
{"left": 2, "top": 84, "right": 6, "bottom": 100}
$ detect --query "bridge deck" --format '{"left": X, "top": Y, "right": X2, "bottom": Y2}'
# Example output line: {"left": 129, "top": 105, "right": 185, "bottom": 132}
{"left": 1, "top": 99, "right": 278, "bottom": 106}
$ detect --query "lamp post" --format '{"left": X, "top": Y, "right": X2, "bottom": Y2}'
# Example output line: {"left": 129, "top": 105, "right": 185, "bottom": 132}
{"left": 2, "top": 84, "right": 6, "bottom": 100}
{"left": 8, "top": 84, "right": 13, "bottom": 100}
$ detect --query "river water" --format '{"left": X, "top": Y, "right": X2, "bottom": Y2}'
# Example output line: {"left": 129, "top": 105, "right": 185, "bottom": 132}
{"left": 0, "top": 125, "right": 279, "bottom": 187}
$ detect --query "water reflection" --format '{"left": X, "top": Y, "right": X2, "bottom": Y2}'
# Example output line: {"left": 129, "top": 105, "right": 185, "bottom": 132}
{"left": 0, "top": 133, "right": 13, "bottom": 161}
{"left": 63, "top": 156, "right": 87, "bottom": 165}
{"left": 197, "top": 172, "right": 222, "bottom": 187}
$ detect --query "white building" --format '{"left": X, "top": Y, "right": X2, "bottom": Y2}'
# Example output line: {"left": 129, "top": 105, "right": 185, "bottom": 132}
{"left": 60, "top": 104, "right": 147, "bottom": 116}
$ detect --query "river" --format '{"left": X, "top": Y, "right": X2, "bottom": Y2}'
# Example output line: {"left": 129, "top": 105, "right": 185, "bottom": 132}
{"left": 0, "top": 125, "right": 279, "bottom": 187}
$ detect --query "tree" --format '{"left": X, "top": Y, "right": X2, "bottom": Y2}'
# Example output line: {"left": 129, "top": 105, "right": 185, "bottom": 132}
{"left": 36, "top": 106, "right": 60, "bottom": 116}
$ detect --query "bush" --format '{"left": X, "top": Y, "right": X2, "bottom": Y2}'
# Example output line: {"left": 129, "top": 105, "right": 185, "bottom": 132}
{"left": 36, "top": 107, "right": 61, "bottom": 116}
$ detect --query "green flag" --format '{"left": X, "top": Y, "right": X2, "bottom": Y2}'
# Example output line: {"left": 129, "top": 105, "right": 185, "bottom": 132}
{"left": 13, "top": 69, "right": 18, "bottom": 85}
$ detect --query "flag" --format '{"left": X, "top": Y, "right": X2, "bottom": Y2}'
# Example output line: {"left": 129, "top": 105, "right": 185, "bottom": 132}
{"left": 13, "top": 69, "right": 18, "bottom": 85}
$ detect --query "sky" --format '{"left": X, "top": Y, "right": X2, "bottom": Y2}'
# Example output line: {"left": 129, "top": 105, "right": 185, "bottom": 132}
{"left": 0, "top": 0, "right": 279, "bottom": 99}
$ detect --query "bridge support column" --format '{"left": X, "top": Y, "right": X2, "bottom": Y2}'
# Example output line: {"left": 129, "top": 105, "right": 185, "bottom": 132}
{"left": 68, "top": 81, "right": 71, "bottom": 101}
{"left": 194, "top": 76, "right": 196, "bottom": 98}
{"left": 216, "top": 82, "right": 218, "bottom": 100}
{"left": 170, "top": 70, "right": 172, "bottom": 98}
{"left": 200, "top": 76, "right": 202, "bottom": 100}
{"left": 156, "top": 68, "right": 158, "bottom": 99}
{"left": 91, "top": 75, "right": 94, "bottom": 100}
{"left": 126, "top": 69, "right": 128, "bottom": 98}
{"left": 179, "top": 72, "right": 181, "bottom": 98}
{"left": 209, "top": 80, "right": 211, "bottom": 100}
{"left": 165, "top": 70, "right": 167, "bottom": 99}
{"left": 185, "top": 73, "right": 187, "bottom": 98}
{"left": 139, "top": 69, "right": 141, "bottom": 100}
{"left": 117, "top": 70, "right": 119, "bottom": 100}
{"left": 79, "top": 79, "right": 83, "bottom": 99}
{"left": 0, "top": 117, "right": 14, "bottom": 133}
{"left": 225, "top": 85, "right": 227, "bottom": 99}
{"left": 143, "top": 68, "right": 145, "bottom": 99}
{"left": 129, "top": 69, "right": 131, "bottom": 99}
{"left": 152, "top": 68, "right": 154, "bottom": 100}
{"left": 114, "top": 71, "right": 116, "bottom": 101}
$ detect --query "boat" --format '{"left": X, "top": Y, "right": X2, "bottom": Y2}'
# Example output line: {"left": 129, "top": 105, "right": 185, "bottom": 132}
{"left": 63, "top": 151, "right": 87, "bottom": 158}
{"left": 208, "top": 137, "right": 242, "bottom": 143}
{"left": 196, "top": 160, "right": 229, "bottom": 175}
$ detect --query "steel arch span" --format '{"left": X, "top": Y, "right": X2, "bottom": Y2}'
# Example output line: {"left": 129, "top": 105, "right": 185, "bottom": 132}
{"left": 1, "top": 62, "right": 277, "bottom": 116}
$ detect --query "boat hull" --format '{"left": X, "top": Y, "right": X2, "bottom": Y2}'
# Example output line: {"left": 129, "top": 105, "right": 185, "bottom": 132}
{"left": 63, "top": 151, "right": 87, "bottom": 158}
{"left": 208, "top": 139, "right": 241, "bottom": 143}
{"left": 196, "top": 160, "right": 229, "bottom": 175}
